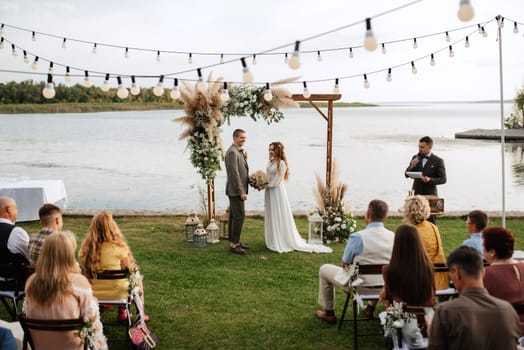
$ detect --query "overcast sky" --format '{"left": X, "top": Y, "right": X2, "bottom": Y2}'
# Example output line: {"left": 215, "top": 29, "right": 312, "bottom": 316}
{"left": 0, "top": 0, "right": 523, "bottom": 102}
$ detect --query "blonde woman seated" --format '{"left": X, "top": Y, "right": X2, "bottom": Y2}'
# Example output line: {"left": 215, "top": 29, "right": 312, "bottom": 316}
{"left": 402, "top": 195, "right": 448, "bottom": 291}
{"left": 24, "top": 231, "right": 107, "bottom": 350}
{"left": 79, "top": 211, "right": 147, "bottom": 322}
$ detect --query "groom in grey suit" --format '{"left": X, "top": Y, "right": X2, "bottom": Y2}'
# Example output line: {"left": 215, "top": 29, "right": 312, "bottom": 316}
{"left": 225, "top": 129, "right": 249, "bottom": 255}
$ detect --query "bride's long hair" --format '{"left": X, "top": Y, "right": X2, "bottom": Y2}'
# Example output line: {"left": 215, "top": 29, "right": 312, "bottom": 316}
{"left": 270, "top": 141, "right": 289, "bottom": 180}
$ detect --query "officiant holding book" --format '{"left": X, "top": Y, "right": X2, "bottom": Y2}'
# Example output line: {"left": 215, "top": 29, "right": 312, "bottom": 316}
{"left": 405, "top": 136, "right": 446, "bottom": 196}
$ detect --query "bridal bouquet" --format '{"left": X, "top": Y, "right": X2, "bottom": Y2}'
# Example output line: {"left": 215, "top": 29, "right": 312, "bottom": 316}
{"left": 249, "top": 170, "right": 268, "bottom": 190}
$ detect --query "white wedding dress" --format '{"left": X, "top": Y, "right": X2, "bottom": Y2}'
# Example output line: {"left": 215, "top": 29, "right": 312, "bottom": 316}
{"left": 264, "top": 160, "right": 332, "bottom": 254}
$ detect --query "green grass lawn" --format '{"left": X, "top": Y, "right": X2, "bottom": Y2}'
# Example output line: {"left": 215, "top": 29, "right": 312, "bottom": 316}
{"left": 3, "top": 215, "right": 523, "bottom": 349}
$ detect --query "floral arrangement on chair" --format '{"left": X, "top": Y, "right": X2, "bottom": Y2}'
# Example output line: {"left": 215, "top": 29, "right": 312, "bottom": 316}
{"left": 312, "top": 160, "right": 357, "bottom": 243}
{"left": 378, "top": 301, "right": 425, "bottom": 350}
{"left": 249, "top": 170, "right": 268, "bottom": 191}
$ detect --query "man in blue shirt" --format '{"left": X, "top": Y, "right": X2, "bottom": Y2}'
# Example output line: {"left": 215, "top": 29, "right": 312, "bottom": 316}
{"left": 463, "top": 210, "right": 487, "bottom": 258}
{"left": 315, "top": 199, "right": 395, "bottom": 324}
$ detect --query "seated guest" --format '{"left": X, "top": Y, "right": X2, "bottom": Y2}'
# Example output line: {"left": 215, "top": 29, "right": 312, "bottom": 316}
{"left": 380, "top": 224, "right": 435, "bottom": 308}
{"left": 462, "top": 210, "right": 487, "bottom": 258}
{"left": 0, "top": 196, "right": 30, "bottom": 266}
{"left": 28, "top": 203, "right": 63, "bottom": 266}
{"left": 24, "top": 231, "right": 107, "bottom": 350}
{"left": 428, "top": 246, "right": 520, "bottom": 349}
{"left": 402, "top": 195, "right": 448, "bottom": 291}
{"left": 483, "top": 226, "right": 524, "bottom": 334}
{"left": 79, "top": 211, "right": 147, "bottom": 322}
{"left": 0, "top": 327, "right": 17, "bottom": 350}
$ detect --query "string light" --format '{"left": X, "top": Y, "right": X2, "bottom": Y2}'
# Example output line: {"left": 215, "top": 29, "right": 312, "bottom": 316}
{"left": 240, "top": 57, "right": 253, "bottom": 83}
{"left": 288, "top": 41, "right": 301, "bottom": 70}
{"left": 445, "top": 31, "right": 451, "bottom": 42}
{"left": 31, "top": 56, "right": 39, "bottom": 70}
{"left": 413, "top": 38, "right": 418, "bottom": 49}
{"left": 92, "top": 43, "right": 97, "bottom": 54}
{"left": 349, "top": 47, "right": 354, "bottom": 59}
{"left": 514, "top": 22, "right": 519, "bottom": 34}
{"left": 153, "top": 75, "right": 165, "bottom": 96}
{"left": 188, "top": 53, "right": 193, "bottom": 64}
{"left": 302, "top": 81, "right": 311, "bottom": 98}
{"left": 252, "top": 54, "right": 256, "bottom": 65}
{"left": 457, "top": 0, "right": 474, "bottom": 22}
{"left": 130, "top": 75, "right": 140, "bottom": 96}
{"left": 101, "top": 73, "right": 110, "bottom": 92}
{"left": 116, "top": 76, "right": 129, "bottom": 99}
{"left": 263, "top": 82, "right": 272, "bottom": 101}
{"left": 61, "top": 38, "right": 67, "bottom": 48}
{"left": 220, "top": 53, "right": 224, "bottom": 64}
{"left": 381, "top": 43, "right": 386, "bottom": 54}
{"left": 317, "top": 50, "right": 322, "bottom": 62}
{"left": 477, "top": 24, "right": 482, "bottom": 34}
{"left": 363, "top": 18, "right": 378, "bottom": 51}
{"left": 465, "top": 36, "right": 470, "bottom": 48}
{"left": 65, "top": 66, "right": 71, "bottom": 82}
{"left": 42, "top": 73, "right": 55, "bottom": 99}
{"left": 220, "top": 81, "right": 230, "bottom": 102}
{"left": 411, "top": 61, "right": 417, "bottom": 74}
{"left": 124, "top": 47, "right": 129, "bottom": 59}
{"left": 83, "top": 71, "right": 92, "bottom": 88}
{"left": 11, "top": 44, "right": 17, "bottom": 56}
{"left": 196, "top": 68, "right": 207, "bottom": 92}
{"left": 333, "top": 78, "right": 340, "bottom": 94}
{"left": 481, "top": 26, "right": 488, "bottom": 37}
{"left": 48, "top": 61, "right": 53, "bottom": 74}
{"left": 170, "top": 78, "right": 180, "bottom": 100}
{"left": 32, "top": 31, "right": 36, "bottom": 42}
{"left": 0, "top": 24, "right": 4, "bottom": 36}
{"left": 500, "top": 17, "right": 505, "bottom": 28}
{"left": 430, "top": 53, "right": 436, "bottom": 66}
{"left": 386, "top": 68, "right": 392, "bottom": 82}
{"left": 363, "top": 74, "right": 370, "bottom": 89}
{"left": 448, "top": 45, "right": 455, "bottom": 57}
{"left": 156, "top": 50, "right": 161, "bottom": 62}
{"left": 23, "top": 50, "right": 29, "bottom": 63}
{"left": 0, "top": 37, "right": 4, "bottom": 49}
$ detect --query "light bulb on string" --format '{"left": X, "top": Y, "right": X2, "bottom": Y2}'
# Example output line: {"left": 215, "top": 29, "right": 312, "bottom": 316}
{"left": 83, "top": 71, "right": 92, "bottom": 88}
{"left": 457, "top": 0, "right": 474, "bottom": 22}
{"left": 481, "top": 26, "right": 488, "bottom": 37}
{"left": 430, "top": 53, "right": 436, "bottom": 66}
{"left": 220, "top": 53, "right": 224, "bottom": 64}
{"left": 317, "top": 50, "right": 322, "bottom": 62}
{"left": 188, "top": 53, "right": 193, "bottom": 64}
{"left": 23, "top": 50, "right": 29, "bottom": 63}
{"left": 241, "top": 57, "right": 253, "bottom": 83}
{"left": 32, "top": 31, "right": 36, "bottom": 42}
{"left": 413, "top": 38, "right": 418, "bottom": 49}
{"left": 31, "top": 56, "right": 39, "bottom": 70}
{"left": 500, "top": 17, "right": 505, "bottom": 28}
{"left": 445, "top": 31, "right": 451, "bottom": 42}
{"left": 252, "top": 54, "right": 257, "bottom": 65}
{"left": 288, "top": 41, "right": 301, "bottom": 70}
{"left": 221, "top": 81, "right": 230, "bottom": 102}
{"left": 449, "top": 45, "right": 455, "bottom": 57}
{"left": 61, "top": 38, "right": 67, "bottom": 48}
{"left": 284, "top": 53, "right": 288, "bottom": 64}
{"left": 101, "top": 73, "right": 110, "bottom": 92}
{"left": 381, "top": 43, "right": 386, "bottom": 54}
{"left": 196, "top": 68, "right": 207, "bottom": 92}
{"left": 263, "top": 83, "right": 273, "bottom": 101}
{"left": 514, "top": 22, "right": 519, "bottom": 34}
{"left": 156, "top": 50, "right": 161, "bottom": 62}
{"left": 386, "top": 68, "right": 392, "bottom": 82}
{"left": 116, "top": 76, "right": 129, "bottom": 99}
{"left": 125, "top": 47, "right": 129, "bottom": 59}
{"left": 363, "top": 74, "right": 370, "bottom": 89}
{"left": 130, "top": 76, "right": 140, "bottom": 96}
{"left": 477, "top": 24, "right": 482, "bottom": 34}
{"left": 0, "top": 24, "right": 4, "bottom": 36}
{"left": 302, "top": 81, "right": 311, "bottom": 99}
{"left": 465, "top": 36, "right": 470, "bottom": 48}
{"left": 48, "top": 62, "right": 54, "bottom": 74}
{"left": 11, "top": 44, "right": 17, "bottom": 56}
{"left": 333, "top": 78, "right": 340, "bottom": 94}
{"left": 65, "top": 66, "right": 71, "bottom": 82}
{"left": 0, "top": 37, "right": 4, "bottom": 49}
{"left": 42, "top": 73, "right": 55, "bottom": 99}
{"left": 363, "top": 18, "right": 378, "bottom": 51}
{"left": 153, "top": 75, "right": 165, "bottom": 97}
{"left": 349, "top": 47, "right": 354, "bottom": 59}
{"left": 411, "top": 61, "right": 418, "bottom": 74}
{"left": 170, "top": 78, "right": 181, "bottom": 100}
{"left": 92, "top": 43, "right": 97, "bottom": 54}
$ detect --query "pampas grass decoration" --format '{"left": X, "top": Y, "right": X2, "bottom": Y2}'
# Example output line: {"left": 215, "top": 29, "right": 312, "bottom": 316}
{"left": 312, "top": 159, "right": 347, "bottom": 210}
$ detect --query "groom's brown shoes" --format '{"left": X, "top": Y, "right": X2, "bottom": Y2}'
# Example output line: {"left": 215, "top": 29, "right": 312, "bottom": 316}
{"left": 229, "top": 245, "right": 246, "bottom": 255}
{"left": 315, "top": 310, "right": 337, "bottom": 325}
{"left": 238, "top": 242, "right": 250, "bottom": 250}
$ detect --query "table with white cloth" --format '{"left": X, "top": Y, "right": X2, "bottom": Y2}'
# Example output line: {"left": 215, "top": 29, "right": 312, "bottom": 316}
{"left": 0, "top": 180, "right": 68, "bottom": 222}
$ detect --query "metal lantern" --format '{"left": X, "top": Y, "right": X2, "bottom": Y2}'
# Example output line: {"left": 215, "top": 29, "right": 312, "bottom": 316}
{"left": 185, "top": 212, "right": 200, "bottom": 242}
{"left": 193, "top": 224, "right": 208, "bottom": 248}
{"left": 206, "top": 219, "right": 220, "bottom": 244}
{"left": 308, "top": 211, "right": 324, "bottom": 244}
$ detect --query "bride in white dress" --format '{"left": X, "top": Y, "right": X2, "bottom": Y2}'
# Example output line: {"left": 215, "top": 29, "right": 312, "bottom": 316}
{"left": 264, "top": 142, "right": 332, "bottom": 254}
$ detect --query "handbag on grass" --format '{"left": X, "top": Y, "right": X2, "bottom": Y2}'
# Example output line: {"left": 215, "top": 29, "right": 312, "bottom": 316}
{"left": 129, "top": 289, "right": 159, "bottom": 350}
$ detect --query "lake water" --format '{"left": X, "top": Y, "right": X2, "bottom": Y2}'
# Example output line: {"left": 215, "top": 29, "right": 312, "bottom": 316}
{"left": 0, "top": 102, "right": 522, "bottom": 214}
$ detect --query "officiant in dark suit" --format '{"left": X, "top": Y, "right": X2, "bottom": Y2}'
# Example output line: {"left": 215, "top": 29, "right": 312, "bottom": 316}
{"left": 405, "top": 136, "right": 446, "bottom": 196}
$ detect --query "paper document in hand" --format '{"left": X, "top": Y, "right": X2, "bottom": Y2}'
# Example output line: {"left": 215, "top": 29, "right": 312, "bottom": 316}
{"left": 406, "top": 171, "right": 424, "bottom": 179}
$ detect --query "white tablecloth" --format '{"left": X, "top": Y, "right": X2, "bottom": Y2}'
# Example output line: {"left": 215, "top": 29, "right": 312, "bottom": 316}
{"left": 0, "top": 180, "right": 68, "bottom": 222}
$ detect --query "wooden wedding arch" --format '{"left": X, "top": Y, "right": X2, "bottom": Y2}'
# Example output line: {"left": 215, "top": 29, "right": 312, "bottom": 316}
{"left": 206, "top": 93, "right": 342, "bottom": 221}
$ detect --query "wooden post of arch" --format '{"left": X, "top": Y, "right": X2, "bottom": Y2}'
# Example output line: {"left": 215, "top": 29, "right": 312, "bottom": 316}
{"left": 207, "top": 179, "right": 215, "bottom": 222}
{"left": 291, "top": 94, "right": 341, "bottom": 189}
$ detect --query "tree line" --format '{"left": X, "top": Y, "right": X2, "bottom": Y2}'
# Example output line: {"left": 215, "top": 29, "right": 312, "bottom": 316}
{"left": 0, "top": 80, "right": 174, "bottom": 104}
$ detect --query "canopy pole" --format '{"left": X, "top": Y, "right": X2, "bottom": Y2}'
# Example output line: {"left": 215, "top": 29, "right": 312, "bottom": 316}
{"left": 496, "top": 15, "right": 506, "bottom": 227}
